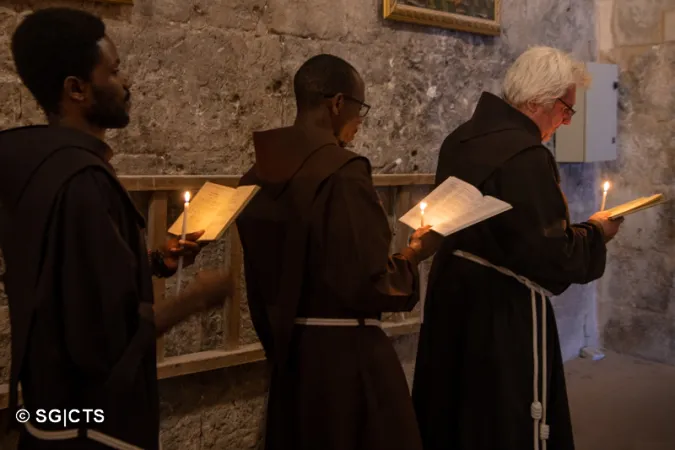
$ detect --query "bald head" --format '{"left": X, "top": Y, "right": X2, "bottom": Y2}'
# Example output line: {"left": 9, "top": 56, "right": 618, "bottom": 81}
{"left": 293, "top": 54, "right": 362, "bottom": 111}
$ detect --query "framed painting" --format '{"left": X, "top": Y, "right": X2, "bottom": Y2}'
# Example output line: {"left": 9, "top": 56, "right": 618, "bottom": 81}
{"left": 383, "top": 0, "right": 501, "bottom": 36}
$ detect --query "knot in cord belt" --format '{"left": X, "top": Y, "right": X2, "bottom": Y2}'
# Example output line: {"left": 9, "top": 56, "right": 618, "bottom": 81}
{"left": 453, "top": 250, "right": 553, "bottom": 450}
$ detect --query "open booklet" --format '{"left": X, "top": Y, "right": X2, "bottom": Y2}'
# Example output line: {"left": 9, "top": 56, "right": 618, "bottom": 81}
{"left": 168, "top": 182, "right": 260, "bottom": 241}
{"left": 398, "top": 176, "right": 512, "bottom": 236}
{"left": 605, "top": 193, "right": 666, "bottom": 219}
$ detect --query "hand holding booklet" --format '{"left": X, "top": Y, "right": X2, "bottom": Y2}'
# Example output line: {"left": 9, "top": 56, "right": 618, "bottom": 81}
{"left": 604, "top": 193, "right": 666, "bottom": 220}
{"left": 168, "top": 182, "right": 260, "bottom": 241}
{"left": 398, "top": 176, "right": 512, "bottom": 236}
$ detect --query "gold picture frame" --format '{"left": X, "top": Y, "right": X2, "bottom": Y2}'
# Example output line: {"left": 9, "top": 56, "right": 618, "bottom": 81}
{"left": 383, "top": 0, "right": 501, "bottom": 36}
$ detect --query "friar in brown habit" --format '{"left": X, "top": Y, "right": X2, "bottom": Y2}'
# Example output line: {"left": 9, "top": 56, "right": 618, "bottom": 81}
{"left": 0, "top": 8, "right": 232, "bottom": 449}
{"left": 235, "top": 54, "right": 443, "bottom": 450}
{"left": 412, "top": 46, "right": 624, "bottom": 450}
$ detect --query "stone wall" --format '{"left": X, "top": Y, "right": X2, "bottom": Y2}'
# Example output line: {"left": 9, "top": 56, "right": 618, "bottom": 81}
{"left": 595, "top": 0, "right": 675, "bottom": 365}
{"left": 0, "top": 0, "right": 598, "bottom": 448}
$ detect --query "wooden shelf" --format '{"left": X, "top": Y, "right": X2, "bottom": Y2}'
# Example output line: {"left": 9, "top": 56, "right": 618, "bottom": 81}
{"left": 0, "top": 318, "right": 420, "bottom": 410}
{"left": 118, "top": 174, "right": 435, "bottom": 191}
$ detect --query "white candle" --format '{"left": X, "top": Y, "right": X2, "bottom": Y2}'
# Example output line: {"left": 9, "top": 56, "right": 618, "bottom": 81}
{"left": 420, "top": 201, "right": 427, "bottom": 227}
{"left": 600, "top": 181, "right": 610, "bottom": 211}
{"left": 176, "top": 191, "right": 190, "bottom": 296}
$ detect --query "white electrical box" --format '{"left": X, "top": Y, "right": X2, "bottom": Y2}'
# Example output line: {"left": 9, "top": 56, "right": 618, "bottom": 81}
{"left": 554, "top": 62, "right": 619, "bottom": 162}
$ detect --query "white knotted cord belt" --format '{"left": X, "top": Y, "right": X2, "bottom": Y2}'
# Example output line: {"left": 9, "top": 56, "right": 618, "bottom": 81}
{"left": 453, "top": 250, "right": 553, "bottom": 450}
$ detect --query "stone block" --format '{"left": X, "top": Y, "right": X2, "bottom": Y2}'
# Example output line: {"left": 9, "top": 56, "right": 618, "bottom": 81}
{"left": 0, "top": 35, "right": 17, "bottom": 74}
{"left": 266, "top": 0, "right": 349, "bottom": 41}
{"left": 500, "top": 0, "right": 595, "bottom": 58}
{"left": 0, "top": 7, "right": 17, "bottom": 36}
{"left": 623, "top": 45, "right": 675, "bottom": 119}
{"left": 160, "top": 411, "right": 202, "bottom": 450}
{"left": 601, "top": 248, "right": 675, "bottom": 314}
{"left": 613, "top": 112, "right": 675, "bottom": 186}
{"left": 143, "top": 0, "right": 193, "bottom": 23}
{"left": 665, "top": 9, "right": 675, "bottom": 42}
{"left": 158, "top": 363, "right": 268, "bottom": 449}
{"left": 18, "top": 84, "right": 45, "bottom": 126}
{"left": 596, "top": 0, "right": 615, "bottom": 52}
{"left": 612, "top": 0, "right": 671, "bottom": 46}
{"left": 0, "top": 81, "right": 21, "bottom": 129}
{"left": 192, "top": 0, "right": 267, "bottom": 32}
{"left": 109, "top": 153, "right": 168, "bottom": 174}
{"left": 602, "top": 305, "right": 675, "bottom": 364}
{"left": 108, "top": 27, "right": 284, "bottom": 173}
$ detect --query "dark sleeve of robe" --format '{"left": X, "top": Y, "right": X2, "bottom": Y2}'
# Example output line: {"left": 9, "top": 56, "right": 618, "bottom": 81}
{"left": 489, "top": 146, "right": 607, "bottom": 290}
{"left": 57, "top": 169, "right": 143, "bottom": 378}
{"left": 320, "top": 159, "right": 420, "bottom": 313}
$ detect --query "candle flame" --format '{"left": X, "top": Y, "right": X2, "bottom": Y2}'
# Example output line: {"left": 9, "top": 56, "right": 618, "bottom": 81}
{"left": 420, "top": 202, "right": 427, "bottom": 212}
{"left": 184, "top": 191, "right": 191, "bottom": 203}
{"left": 603, "top": 181, "right": 610, "bottom": 192}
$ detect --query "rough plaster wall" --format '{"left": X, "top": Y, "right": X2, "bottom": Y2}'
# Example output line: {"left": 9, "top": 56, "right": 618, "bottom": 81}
{"left": 0, "top": 0, "right": 598, "bottom": 447}
{"left": 595, "top": 0, "right": 675, "bottom": 365}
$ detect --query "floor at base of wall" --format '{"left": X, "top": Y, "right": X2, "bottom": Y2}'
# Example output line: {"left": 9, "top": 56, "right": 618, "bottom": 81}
{"left": 566, "top": 351, "right": 675, "bottom": 450}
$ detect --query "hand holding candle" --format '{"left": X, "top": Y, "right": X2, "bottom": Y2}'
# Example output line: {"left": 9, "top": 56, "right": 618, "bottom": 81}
{"left": 420, "top": 201, "right": 427, "bottom": 227}
{"left": 600, "top": 181, "right": 610, "bottom": 211}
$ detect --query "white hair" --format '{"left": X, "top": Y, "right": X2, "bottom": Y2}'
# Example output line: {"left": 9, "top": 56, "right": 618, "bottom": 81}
{"left": 502, "top": 46, "right": 591, "bottom": 108}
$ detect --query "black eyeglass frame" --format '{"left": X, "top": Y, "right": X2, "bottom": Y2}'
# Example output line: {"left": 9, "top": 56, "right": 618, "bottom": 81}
{"left": 323, "top": 93, "right": 371, "bottom": 117}
{"left": 556, "top": 97, "right": 576, "bottom": 116}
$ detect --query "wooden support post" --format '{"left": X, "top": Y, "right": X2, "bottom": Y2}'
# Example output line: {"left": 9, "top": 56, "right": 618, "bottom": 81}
{"left": 148, "top": 191, "right": 168, "bottom": 362}
{"left": 224, "top": 225, "right": 242, "bottom": 350}
{"left": 392, "top": 186, "right": 414, "bottom": 322}
{"left": 393, "top": 186, "right": 413, "bottom": 253}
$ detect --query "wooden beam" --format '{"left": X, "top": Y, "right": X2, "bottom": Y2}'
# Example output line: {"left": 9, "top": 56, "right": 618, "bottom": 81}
{"left": 121, "top": 175, "right": 240, "bottom": 191}
{"left": 157, "top": 344, "right": 265, "bottom": 380}
{"left": 118, "top": 174, "right": 435, "bottom": 191}
{"left": 0, "top": 318, "right": 420, "bottom": 409}
{"left": 148, "top": 192, "right": 169, "bottom": 362}
{"left": 392, "top": 187, "right": 414, "bottom": 322}
{"left": 224, "top": 226, "right": 242, "bottom": 349}
{"left": 373, "top": 174, "right": 435, "bottom": 186}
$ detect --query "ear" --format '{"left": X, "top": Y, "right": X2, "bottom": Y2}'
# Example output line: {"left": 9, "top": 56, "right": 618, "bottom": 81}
{"left": 63, "top": 76, "right": 89, "bottom": 103}
{"left": 525, "top": 100, "right": 538, "bottom": 113}
{"left": 330, "top": 94, "right": 344, "bottom": 116}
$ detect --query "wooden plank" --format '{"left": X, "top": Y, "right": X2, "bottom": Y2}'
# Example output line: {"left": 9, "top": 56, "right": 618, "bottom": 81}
{"left": 392, "top": 187, "right": 414, "bottom": 322}
{"left": 373, "top": 174, "right": 435, "bottom": 186}
{"left": 118, "top": 174, "right": 435, "bottom": 191}
{"left": 121, "top": 175, "right": 240, "bottom": 191}
{"left": 157, "top": 344, "right": 266, "bottom": 380}
{"left": 148, "top": 192, "right": 169, "bottom": 362}
{"left": 0, "top": 318, "right": 421, "bottom": 409}
{"left": 224, "top": 226, "right": 242, "bottom": 349}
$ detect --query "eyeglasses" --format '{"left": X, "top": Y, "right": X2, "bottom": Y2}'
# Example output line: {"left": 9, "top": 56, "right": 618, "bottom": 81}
{"left": 324, "top": 93, "right": 371, "bottom": 117}
{"left": 556, "top": 97, "right": 576, "bottom": 116}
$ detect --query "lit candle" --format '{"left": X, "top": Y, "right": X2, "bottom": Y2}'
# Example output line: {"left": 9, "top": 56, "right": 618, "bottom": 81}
{"left": 420, "top": 201, "right": 427, "bottom": 227}
{"left": 176, "top": 191, "right": 190, "bottom": 295}
{"left": 600, "top": 181, "right": 610, "bottom": 211}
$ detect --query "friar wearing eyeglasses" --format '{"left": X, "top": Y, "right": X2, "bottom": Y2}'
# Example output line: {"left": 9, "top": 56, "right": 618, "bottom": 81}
{"left": 235, "top": 54, "right": 443, "bottom": 450}
{"left": 412, "top": 46, "right": 624, "bottom": 450}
